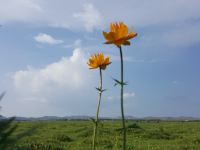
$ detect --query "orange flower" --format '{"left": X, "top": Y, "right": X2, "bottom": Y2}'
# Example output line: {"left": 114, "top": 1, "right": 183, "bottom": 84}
{"left": 87, "top": 53, "right": 111, "bottom": 70}
{"left": 103, "top": 22, "right": 137, "bottom": 47}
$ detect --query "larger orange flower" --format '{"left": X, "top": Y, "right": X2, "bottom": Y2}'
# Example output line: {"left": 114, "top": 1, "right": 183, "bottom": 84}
{"left": 87, "top": 53, "right": 111, "bottom": 70}
{"left": 103, "top": 22, "right": 137, "bottom": 47}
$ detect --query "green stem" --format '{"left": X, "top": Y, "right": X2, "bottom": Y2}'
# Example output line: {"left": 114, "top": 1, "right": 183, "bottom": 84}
{"left": 119, "top": 46, "right": 126, "bottom": 150}
{"left": 92, "top": 68, "right": 102, "bottom": 150}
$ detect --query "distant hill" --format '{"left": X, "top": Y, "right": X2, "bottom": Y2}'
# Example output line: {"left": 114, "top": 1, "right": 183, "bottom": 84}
{"left": 141, "top": 116, "right": 200, "bottom": 121}
{"left": 0, "top": 115, "right": 200, "bottom": 121}
{"left": 0, "top": 115, "right": 6, "bottom": 120}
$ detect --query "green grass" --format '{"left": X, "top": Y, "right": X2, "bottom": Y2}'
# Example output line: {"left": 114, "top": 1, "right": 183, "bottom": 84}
{"left": 2, "top": 120, "right": 200, "bottom": 150}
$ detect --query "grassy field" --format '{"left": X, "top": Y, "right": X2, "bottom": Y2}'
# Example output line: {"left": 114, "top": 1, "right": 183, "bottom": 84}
{"left": 2, "top": 120, "right": 200, "bottom": 150}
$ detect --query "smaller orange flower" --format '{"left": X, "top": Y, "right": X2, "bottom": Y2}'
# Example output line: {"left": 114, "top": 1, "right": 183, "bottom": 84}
{"left": 103, "top": 22, "right": 137, "bottom": 47}
{"left": 87, "top": 53, "right": 111, "bottom": 70}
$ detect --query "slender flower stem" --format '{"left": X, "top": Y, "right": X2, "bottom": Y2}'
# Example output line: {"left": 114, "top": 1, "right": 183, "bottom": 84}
{"left": 119, "top": 46, "right": 126, "bottom": 150}
{"left": 92, "top": 68, "right": 103, "bottom": 150}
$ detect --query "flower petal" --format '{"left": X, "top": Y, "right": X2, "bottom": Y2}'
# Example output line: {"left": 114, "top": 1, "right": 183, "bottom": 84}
{"left": 87, "top": 53, "right": 111, "bottom": 70}
{"left": 103, "top": 22, "right": 137, "bottom": 47}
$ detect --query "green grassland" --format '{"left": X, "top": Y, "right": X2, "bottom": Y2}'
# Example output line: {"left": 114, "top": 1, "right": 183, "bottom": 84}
{"left": 2, "top": 120, "right": 200, "bottom": 150}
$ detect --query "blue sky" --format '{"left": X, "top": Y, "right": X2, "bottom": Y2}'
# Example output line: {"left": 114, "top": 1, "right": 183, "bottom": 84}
{"left": 0, "top": 0, "right": 200, "bottom": 117}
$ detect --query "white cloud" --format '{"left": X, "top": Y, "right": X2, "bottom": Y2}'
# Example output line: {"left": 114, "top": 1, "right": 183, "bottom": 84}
{"left": 12, "top": 48, "right": 92, "bottom": 98}
{"left": 124, "top": 92, "right": 136, "bottom": 99}
{"left": 2, "top": 48, "right": 98, "bottom": 117}
{"left": 87, "top": 0, "right": 200, "bottom": 30}
{"left": 73, "top": 3, "right": 102, "bottom": 31}
{"left": 107, "top": 92, "right": 135, "bottom": 101}
{"left": 0, "top": 0, "right": 103, "bottom": 31}
{"left": 34, "top": 33, "right": 63, "bottom": 44}
{"left": 64, "top": 39, "right": 82, "bottom": 48}
{"left": 0, "top": 0, "right": 43, "bottom": 23}
{"left": 1, "top": 0, "right": 200, "bottom": 32}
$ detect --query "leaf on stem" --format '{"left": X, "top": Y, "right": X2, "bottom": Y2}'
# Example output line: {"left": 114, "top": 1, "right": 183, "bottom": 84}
{"left": 112, "top": 78, "right": 128, "bottom": 86}
{"left": 95, "top": 87, "right": 107, "bottom": 93}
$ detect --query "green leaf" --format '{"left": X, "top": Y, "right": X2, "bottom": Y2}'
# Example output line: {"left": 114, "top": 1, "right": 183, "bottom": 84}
{"left": 112, "top": 78, "right": 128, "bottom": 86}
{"left": 95, "top": 87, "right": 107, "bottom": 93}
{"left": 101, "top": 89, "right": 107, "bottom": 92}
{"left": 112, "top": 78, "right": 121, "bottom": 86}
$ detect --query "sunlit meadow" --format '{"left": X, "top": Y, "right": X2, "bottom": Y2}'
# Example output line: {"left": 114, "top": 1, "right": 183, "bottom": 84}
{"left": 1, "top": 0, "right": 200, "bottom": 150}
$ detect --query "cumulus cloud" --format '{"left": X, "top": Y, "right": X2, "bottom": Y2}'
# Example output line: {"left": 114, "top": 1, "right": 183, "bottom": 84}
{"left": 34, "top": 33, "right": 63, "bottom": 44}
{"left": 0, "top": 0, "right": 43, "bottom": 23}
{"left": 0, "top": 0, "right": 103, "bottom": 31}
{"left": 107, "top": 92, "right": 135, "bottom": 101}
{"left": 5, "top": 0, "right": 197, "bottom": 47}
{"left": 13, "top": 48, "right": 91, "bottom": 98}
{"left": 1, "top": 0, "right": 200, "bottom": 32}
{"left": 73, "top": 3, "right": 102, "bottom": 31}
{"left": 103, "top": 0, "right": 200, "bottom": 27}
{"left": 64, "top": 39, "right": 82, "bottom": 48}
{"left": 1, "top": 48, "right": 99, "bottom": 117}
